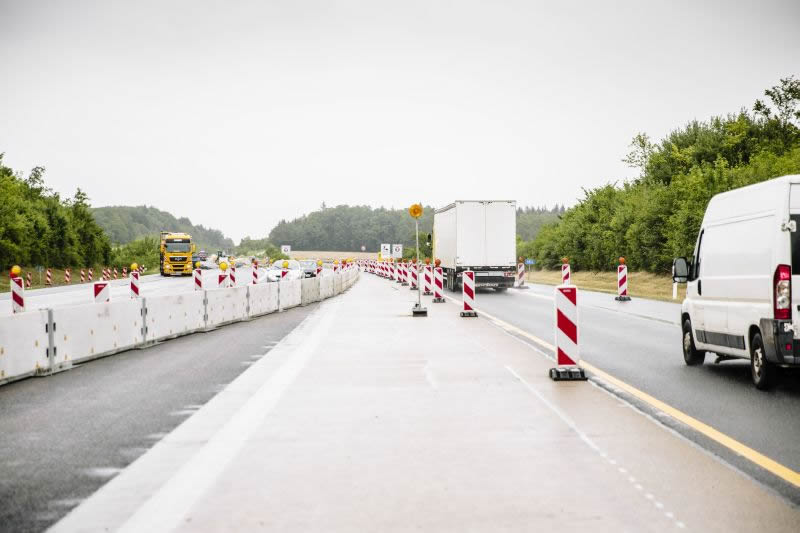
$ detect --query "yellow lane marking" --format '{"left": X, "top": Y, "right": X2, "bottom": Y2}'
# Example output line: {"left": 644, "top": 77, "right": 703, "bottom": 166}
{"left": 443, "top": 293, "right": 800, "bottom": 488}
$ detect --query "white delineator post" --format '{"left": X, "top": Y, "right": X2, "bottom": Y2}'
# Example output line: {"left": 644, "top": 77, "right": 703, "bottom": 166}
{"left": 550, "top": 284, "right": 587, "bottom": 380}
{"left": 433, "top": 267, "right": 445, "bottom": 303}
{"left": 460, "top": 270, "right": 477, "bottom": 317}
{"left": 11, "top": 275, "right": 24, "bottom": 313}
{"left": 423, "top": 265, "right": 433, "bottom": 295}
{"left": 615, "top": 263, "right": 631, "bottom": 301}
{"left": 194, "top": 268, "right": 203, "bottom": 290}
{"left": 94, "top": 282, "right": 110, "bottom": 303}
{"left": 561, "top": 263, "right": 571, "bottom": 285}
{"left": 130, "top": 271, "right": 140, "bottom": 298}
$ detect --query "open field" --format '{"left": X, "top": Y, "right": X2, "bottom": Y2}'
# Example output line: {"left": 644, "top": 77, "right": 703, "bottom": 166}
{"left": 525, "top": 269, "right": 686, "bottom": 302}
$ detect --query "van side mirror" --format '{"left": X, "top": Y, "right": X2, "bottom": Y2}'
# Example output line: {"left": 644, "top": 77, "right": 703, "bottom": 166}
{"left": 673, "top": 257, "right": 689, "bottom": 283}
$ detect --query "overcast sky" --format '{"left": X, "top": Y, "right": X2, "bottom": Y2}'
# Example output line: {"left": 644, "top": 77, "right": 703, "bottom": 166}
{"left": 2, "top": 0, "right": 798, "bottom": 242}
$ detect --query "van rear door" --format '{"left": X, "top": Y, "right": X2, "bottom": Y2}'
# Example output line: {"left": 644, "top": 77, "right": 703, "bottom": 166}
{"left": 790, "top": 184, "right": 800, "bottom": 337}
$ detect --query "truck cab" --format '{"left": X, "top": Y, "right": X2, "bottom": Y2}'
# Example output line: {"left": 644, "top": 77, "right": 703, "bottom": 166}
{"left": 160, "top": 232, "right": 195, "bottom": 276}
{"left": 673, "top": 175, "right": 799, "bottom": 389}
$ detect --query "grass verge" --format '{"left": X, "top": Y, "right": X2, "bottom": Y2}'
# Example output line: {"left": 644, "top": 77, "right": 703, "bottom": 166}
{"left": 525, "top": 269, "right": 686, "bottom": 303}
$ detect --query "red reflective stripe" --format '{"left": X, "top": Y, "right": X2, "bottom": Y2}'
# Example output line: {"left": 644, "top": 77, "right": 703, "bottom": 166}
{"left": 619, "top": 275, "right": 626, "bottom": 287}
{"left": 12, "top": 292, "right": 23, "bottom": 306}
{"left": 560, "top": 287, "right": 576, "bottom": 305}
{"left": 557, "top": 347, "right": 576, "bottom": 366}
{"left": 557, "top": 309, "right": 577, "bottom": 344}
{"left": 464, "top": 283, "right": 475, "bottom": 300}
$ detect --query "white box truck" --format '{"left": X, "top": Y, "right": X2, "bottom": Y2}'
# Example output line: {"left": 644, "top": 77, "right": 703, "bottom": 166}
{"left": 673, "top": 175, "right": 799, "bottom": 389}
{"left": 433, "top": 200, "right": 517, "bottom": 291}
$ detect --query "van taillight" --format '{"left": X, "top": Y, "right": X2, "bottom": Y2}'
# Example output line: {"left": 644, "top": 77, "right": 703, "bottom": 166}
{"left": 774, "top": 264, "right": 791, "bottom": 320}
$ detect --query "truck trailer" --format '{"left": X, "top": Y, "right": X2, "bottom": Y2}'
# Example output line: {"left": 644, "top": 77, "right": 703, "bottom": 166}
{"left": 433, "top": 200, "right": 517, "bottom": 291}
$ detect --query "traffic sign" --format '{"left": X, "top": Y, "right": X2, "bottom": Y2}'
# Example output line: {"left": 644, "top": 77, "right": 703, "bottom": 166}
{"left": 525, "top": 258, "right": 535, "bottom": 265}
{"left": 281, "top": 245, "right": 291, "bottom": 254}
{"left": 381, "top": 243, "right": 391, "bottom": 258}
{"left": 392, "top": 244, "right": 403, "bottom": 258}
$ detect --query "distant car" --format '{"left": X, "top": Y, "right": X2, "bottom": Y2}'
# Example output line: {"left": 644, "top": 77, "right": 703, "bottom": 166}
{"left": 192, "top": 254, "right": 200, "bottom": 265}
{"left": 299, "top": 260, "right": 318, "bottom": 277}
{"left": 265, "top": 260, "right": 305, "bottom": 282}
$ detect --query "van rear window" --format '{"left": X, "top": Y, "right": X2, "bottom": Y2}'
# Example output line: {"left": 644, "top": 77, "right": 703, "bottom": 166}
{"left": 792, "top": 215, "right": 800, "bottom": 273}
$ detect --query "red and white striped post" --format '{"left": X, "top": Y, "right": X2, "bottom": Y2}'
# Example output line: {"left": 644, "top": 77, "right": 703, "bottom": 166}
{"left": 130, "top": 271, "right": 140, "bottom": 298}
{"left": 550, "top": 284, "right": 587, "bottom": 381}
{"left": 88, "top": 268, "right": 94, "bottom": 282}
{"left": 25, "top": 271, "right": 32, "bottom": 289}
{"left": 561, "top": 258, "right": 570, "bottom": 285}
{"left": 194, "top": 268, "right": 203, "bottom": 290}
{"left": 409, "top": 262, "right": 418, "bottom": 290}
{"left": 218, "top": 273, "right": 229, "bottom": 288}
{"left": 45, "top": 268, "right": 52, "bottom": 286}
{"left": 460, "top": 270, "right": 477, "bottom": 317}
{"left": 252, "top": 261, "right": 259, "bottom": 285}
{"left": 433, "top": 266, "right": 445, "bottom": 303}
{"left": 615, "top": 257, "right": 631, "bottom": 301}
{"left": 10, "top": 268, "right": 24, "bottom": 313}
{"left": 122, "top": 267, "right": 127, "bottom": 278}
{"left": 80, "top": 269, "right": 86, "bottom": 283}
{"left": 229, "top": 265, "right": 236, "bottom": 286}
{"left": 423, "top": 264, "right": 433, "bottom": 296}
{"left": 515, "top": 260, "right": 528, "bottom": 289}
{"left": 64, "top": 268, "right": 71, "bottom": 284}
{"left": 316, "top": 263, "right": 323, "bottom": 276}
{"left": 93, "top": 282, "right": 110, "bottom": 303}
{"left": 389, "top": 261, "right": 396, "bottom": 281}
{"left": 102, "top": 268, "right": 109, "bottom": 281}
{"left": 113, "top": 267, "right": 118, "bottom": 280}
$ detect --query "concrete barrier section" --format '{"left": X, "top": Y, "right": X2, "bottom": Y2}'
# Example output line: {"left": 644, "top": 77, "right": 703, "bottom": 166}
{"left": 54, "top": 300, "right": 143, "bottom": 364}
{"left": 279, "top": 279, "right": 302, "bottom": 309}
{"left": 301, "top": 277, "right": 321, "bottom": 306}
{"left": 248, "top": 283, "right": 278, "bottom": 317}
{"left": 145, "top": 292, "right": 206, "bottom": 341}
{"left": 206, "top": 286, "right": 249, "bottom": 327}
{"left": 333, "top": 273, "right": 343, "bottom": 295}
{"left": 319, "top": 275, "right": 334, "bottom": 299}
{"left": 0, "top": 309, "right": 50, "bottom": 383}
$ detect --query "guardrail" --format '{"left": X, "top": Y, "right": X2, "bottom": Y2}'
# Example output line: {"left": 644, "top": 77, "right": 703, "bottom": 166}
{"left": 0, "top": 269, "right": 359, "bottom": 386}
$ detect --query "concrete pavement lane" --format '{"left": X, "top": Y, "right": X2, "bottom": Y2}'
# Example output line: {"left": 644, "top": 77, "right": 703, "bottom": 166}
{"left": 466, "top": 285, "right": 800, "bottom": 497}
{"left": 52, "top": 275, "right": 799, "bottom": 532}
{"left": 0, "top": 303, "right": 316, "bottom": 533}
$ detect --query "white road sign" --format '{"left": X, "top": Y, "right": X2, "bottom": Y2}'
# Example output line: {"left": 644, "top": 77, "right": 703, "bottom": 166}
{"left": 380, "top": 243, "right": 391, "bottom": 258}
{"left": 281, "top": 245, "right": 291, "bottom": 254}
{"left": 392, "top": 244, "right": 403, "bottom": 258}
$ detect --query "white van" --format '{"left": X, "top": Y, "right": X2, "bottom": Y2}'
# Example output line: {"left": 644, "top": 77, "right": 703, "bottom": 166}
{"left": 673, "top": 175, "right": 799, "bottom": 389}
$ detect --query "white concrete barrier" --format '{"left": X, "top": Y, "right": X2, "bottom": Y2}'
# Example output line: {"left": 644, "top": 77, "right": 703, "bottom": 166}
{"left": 279, "top": 279, "right": 302, "bottom": 310}
{"left": 0, "top": 309, "right": 50, "bottom": 383}
{"left": 206, "top": 286, "right": 249, "bottom": 326}
{"left": 145, "top": 292, "right": 206, "bottom": 341}
{"left": 334, "top": 273, "right": 343, "bottom": 295}
{"left": 0, "top": 263, "right": 360, "bottom": 386}
{"left": 301, "top": 277, "right": 320, "bottom": 306}
{"left": 248, "top": 283, "right": 278, "bottom": 317}
{"left": 320, "top": 275, "right": 334, "bottom": 299}
{"left": 54, "top": 300, "right": 142, "bottom": 364}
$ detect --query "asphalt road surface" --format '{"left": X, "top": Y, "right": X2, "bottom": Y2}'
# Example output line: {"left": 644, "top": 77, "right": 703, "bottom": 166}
{"left": 0, "top": 303, "right": 317, "bottom": 533}
{"left": 469, "top": 284, "right": 800, "bottom": 501}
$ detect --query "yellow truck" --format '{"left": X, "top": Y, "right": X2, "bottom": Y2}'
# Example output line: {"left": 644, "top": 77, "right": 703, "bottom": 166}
{"left": 160, "top": 231, "right": 195, "bottom": 276}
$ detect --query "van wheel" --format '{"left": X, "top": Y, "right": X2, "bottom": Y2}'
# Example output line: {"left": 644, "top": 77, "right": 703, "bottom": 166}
{"left": 750, "top": 332, "right": 775, "bottom": 390}
{"left": 682, "top": 319, "right": 705, "bottom": 366}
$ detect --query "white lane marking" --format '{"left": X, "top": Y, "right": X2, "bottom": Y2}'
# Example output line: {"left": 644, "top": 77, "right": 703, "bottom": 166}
{"left": 84, "top": 467, "right": 123, "bottom": 478}
{"left": 117, "top": 299, "right": 339, "bottom": 533}
{"left": 505, "top": 365, "right": 686, "bottom": 530}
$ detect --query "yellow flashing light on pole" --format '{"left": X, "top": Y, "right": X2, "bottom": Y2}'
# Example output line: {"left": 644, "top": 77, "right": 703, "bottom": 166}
{"left": 130, "top": 262, "right": 139, "bottom": 272}
{"left": 317, "top": 260, "right": 323, "bottom": 266}
{"left": 220, "top": 261, "right": 228, "bottom": 271}
{"left": 10, "top": 265, "right": 21, "bottom": 277}
{"left": 282, "top": 260, "right": 289, "bottom": 268}
{"left": 195, "top": 261, "right": 201, "bottom": 268}
{"left": 409, "top": 203, "right": 423, "bottom": 219}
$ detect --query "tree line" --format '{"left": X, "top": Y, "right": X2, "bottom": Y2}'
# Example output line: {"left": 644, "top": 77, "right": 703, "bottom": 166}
{"left": 0, "top": 155, "right": 111, "bottom": 269}
{"left": 519, "top": 76, "right": 800, "bottom": 272}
